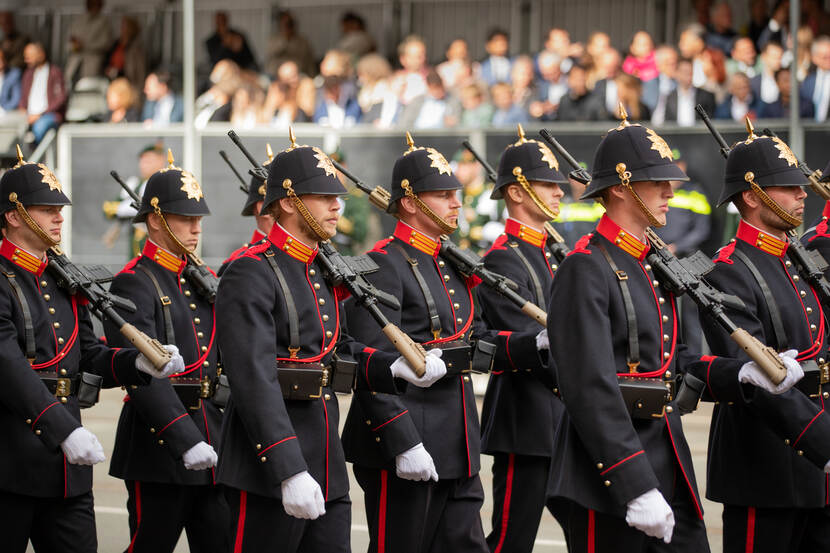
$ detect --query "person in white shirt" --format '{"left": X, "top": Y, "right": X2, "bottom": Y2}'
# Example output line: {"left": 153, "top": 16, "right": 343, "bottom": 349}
{"left": 19, "top": 41, "right": 66, "bottom": 144}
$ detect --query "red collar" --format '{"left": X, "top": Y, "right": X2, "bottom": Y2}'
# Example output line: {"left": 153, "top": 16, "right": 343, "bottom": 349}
{"left": 250, "top": 229, "right": 266, "bottom": 245}
{"left": 823, "top": 201, "right": 830, "bottom": 220}
{"left": 142, "top": 241, "right": 187, "bottom": 273}
{"left": 393, "top": 221, "right": 441, "bottom": 257}
{"left": 268, "top": 223, "right": 317, "bottom": 264}
{"left": 595, "top": 215, "right": 649, "bottom": 261}
{"left": 735, "top": 220, "right": 788, "bottom": 257}
{"left": 0, "top": 239, "right": 47, "bottom": 276}
{"left": 504, "top": 218, "right": 546, "bottom": 248}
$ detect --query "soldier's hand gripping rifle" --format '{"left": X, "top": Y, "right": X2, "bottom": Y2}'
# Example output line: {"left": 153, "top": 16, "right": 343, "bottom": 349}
{"left": 46, "top": 247, "right": 172, "bottom": 369}
{"left": 226, "top": 131, "right": 428, "bottom": 376}
{"left": 462, "top": 138, "right": 571, "bottom": 264}
{"left": 329, "top": 157, "right": 548, "bottom": 326}
{"left": 110, "top": 171, "right": 219, "bottom": 303}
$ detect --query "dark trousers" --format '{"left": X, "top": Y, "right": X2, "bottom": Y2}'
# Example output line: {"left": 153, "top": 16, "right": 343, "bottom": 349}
{"left": 225, "top": 487, "right": 350, "bottom": 553}
{"left": 722, "top": 504, "right": 830, "bottom": 553}
{"left": 0, "top": 489, "right": 97, "bottom": 553}
{"left": 486, "top": 453, "right": 570, "bottom": 553}
{"left": 124, "top": 480, "right": 229, "bottom": 553}
{"left": 354, "top": 465, "right": 488, "bottom": 553}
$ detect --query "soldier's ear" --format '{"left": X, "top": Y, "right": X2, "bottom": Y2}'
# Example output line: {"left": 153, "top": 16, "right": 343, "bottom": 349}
{"left": 278, "top": 197, "right": 295, "bottom": 215}
{"left": 505, "top": 184, "right": 524, "bottom": 204}
{"left": 741, "top": 189, "right": 760, "bottom": 209}
{"left": 4, "top": 209, "right": 20, "bottom": 229}
{"left": 399, "top": 196, "right": 418, "bottom": 216}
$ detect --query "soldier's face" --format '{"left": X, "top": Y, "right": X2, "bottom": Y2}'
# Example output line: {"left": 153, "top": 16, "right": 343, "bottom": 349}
{"left": 416, "top": 189, "right": 461, "bottom": 231}
{"left": 301, "top": 194, "right": 342, "bottom": 237}
{"left": 759, "top": 185, "right": 806, "bottom": 231}
{"left": 26, "top": 205, "right": 64, "bottom": 244}
{"left": 630, "top": 180, "right": 673, "bottom": 226}
{"left": 164, "top": 214, "right": 202, "bottom": 251}
{"left": 530, "top": 181, "right": 565, "bottom": 218}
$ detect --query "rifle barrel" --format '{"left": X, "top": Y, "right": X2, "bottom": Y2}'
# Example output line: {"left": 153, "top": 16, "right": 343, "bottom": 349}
{"left": 219, "top": 150, "right": 250, "bottom": 193}
{"left": 110, "top": 170, "right": 142, "bottom": 205}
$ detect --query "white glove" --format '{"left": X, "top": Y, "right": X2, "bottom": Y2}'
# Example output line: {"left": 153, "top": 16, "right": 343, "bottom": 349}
{"left": 395, "top": 442, "right": 439, "bottom": 482}
{"left": 625, "top": 488, "right": 675, "bottom": 543}
{"left": 825, "top": 460, "right": 830, "bottom": 474}
{"left": 738, "top": 349, "right": 803, "bottom": 394}
{"left": 182, "top": 441, "right": 217, "bottom": 470}
{"left": 60, "top": 427, "right": 106, "bottom": 466}
{"left": 281, "top": 471, "right": 326, "bottom": 520}
{"left": 136, "top": 345, "right": 185, "bottom": 378}
{"left": 390, "top": 348, "right": 446, "bottom": 388}
{"left": 535, "top": 328, "right": 549, "bottom": 351}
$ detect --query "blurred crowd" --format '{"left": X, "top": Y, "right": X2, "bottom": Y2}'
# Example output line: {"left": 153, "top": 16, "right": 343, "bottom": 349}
{"left": 4, "top": 0, "right": 830, "bottom": 146}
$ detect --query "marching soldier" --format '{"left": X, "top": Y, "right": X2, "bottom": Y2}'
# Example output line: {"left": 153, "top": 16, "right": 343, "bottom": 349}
{"left": 103, "top": 152, "right": 227, "bottom": 553}
{"left": 698, "top": 124, "right": 830, "bottom": 552}
{"left": 545, "top": 114, "right": 793, "bottom": 552}
{"left": 341, "top": 133, "right": 551, "bottom": 553}
{"left": 0, "top": 150, "right": 182, "bottom": 552}
{"left": 478, "top": 127, "right": 569, "bottom": 553}
{"left": 215, "top": 133, "right": 441, "bottom": 553}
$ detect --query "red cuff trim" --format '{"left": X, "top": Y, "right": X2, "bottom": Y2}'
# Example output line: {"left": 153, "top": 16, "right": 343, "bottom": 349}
{"left": 157, "top": 413, "right": 189, "bottom": 436}
{"left": 703, "top": 356, "right": 717, "bottom": 401}
{"left": 600, "top": 449, "right": 645, "bottom": 476}
{"left": 258, "top": 435, "right": 297, "bottom": 456}
{"left": 363, "top": 347, "right": 377, "bottom": 392}
{"left": 793, "top": 408, "right": 825, "bottom": 447}
{"left": 32, "top": 401, "right": 60, "bottom": 428}
{"left": 499, "top": 330, "right": 516, "bottom": 371}
{"left": 372, "top": 410, "right": 409, "bottom": 432}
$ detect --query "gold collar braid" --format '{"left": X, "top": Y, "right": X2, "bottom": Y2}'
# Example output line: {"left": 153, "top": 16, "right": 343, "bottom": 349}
{"left": 511, "top": 167, "right": 560, "bottom": 220}
{"left": 150, "top": 197, "right": 197, "bottom": 257}
{"left": 8, "top": 192, "right": 59, "bottom": 247}
{"left": 744, "top": 172, "right": 803, "bottom": 228}
{"left": 615, "top": 163, "right": 665, "bottom": 228}
{"left": 282, "top": 179, "right": 332, "bottom": 241}
{"left": 400, "top": 179, "right": 457, "bottom": 235}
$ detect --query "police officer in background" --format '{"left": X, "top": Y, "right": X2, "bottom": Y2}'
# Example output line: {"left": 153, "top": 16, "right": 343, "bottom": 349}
{"left": 0, "top": 150, "right": 182, "bottom": 553}
{"left": 215, "top": 132, "right": 441, "bottom": 553}
{"left": 104, "top": 152, "right": 227, "bottom": 553}
{"left": 545, "top": 113, "right": 793, "bottom": 552}
{"left": 478, "top": 126, "right": 569, "bottom": 553}
{"left": 342, "top": 133, "right": 551, "bottom": 553}
{"left": 698, "top": 124, "right": 830, "bottom": 553}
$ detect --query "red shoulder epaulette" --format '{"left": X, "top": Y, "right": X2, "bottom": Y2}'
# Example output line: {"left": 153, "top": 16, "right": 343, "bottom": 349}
{"left": 567, "top": 233, "right": 593, "bottom": 256}
{"left": 714, "top": 241, "right": 736, "bottom": 264}
{"left": 808, "top": 219, "right": 830, "bottom": 242}
{"left": 117, "top": 256, "right": 141, "bottom": 275}
{"left": 484, "top": 234, "right": 509, "bottom": 256}
{"left": 222, "top": 244, "right": 249, "bottom": 266}
{"left": 369, "top": 237, "right": 394, "bottom": 254}
{"left": 236, "top": 240, "right": 271, "bottom": 261}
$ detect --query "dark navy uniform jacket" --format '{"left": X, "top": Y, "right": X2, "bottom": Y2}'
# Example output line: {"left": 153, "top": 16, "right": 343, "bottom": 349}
{"left": 702, "top": 220, "right": 830, "bottom": 509}
{"left": 215, "top": 224, "right": 399, "bottom": 501}
{"left": 479, "top": 218, "right": 563, "bottom": 457}
{"left": 0, "top": 238, "right": 143, "bottom": 498}
{"left": 104, "top": 240, "right": 222, "bottom": 486}
{"left": 342, "top": 221, "right": 548, "bottom": 480}
{"left": 547, "top": 215, "right": 742, "bottom": 518}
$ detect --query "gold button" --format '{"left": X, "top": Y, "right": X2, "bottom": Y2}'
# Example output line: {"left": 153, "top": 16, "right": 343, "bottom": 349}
{"left": 283, "top": 245, "right": 290, "bottom": 251}
{"left": 449, "top": 289, "right": 455, "bottom": 295}
{"left": 180, "top": 277, "right": 186, "bottom": 284}
{"left": 309, "top": 269, "right": 316, "bottom": 276}
{"left": 318, "top": 298, "right": 325, "bottom": 305}
{"left": 314, "top": 283, "right": 321, "bottom": 290}
{"left": 811, "top": 324, "right": 817, "bottom": 332}
{"left": 463, "top": 376, "right": 470, "bottom": 382}
{"left": 615, "top": 238, "right": 622, "bottom": 245}
{"left": 798, "top": 450, "right": 804, "bottom": 456}
{"left": 194, "top": 318, "right": 201, "bottom": 325}
{"left": 801, "top": 290, "right": 807, "bottom": 297}
{"left": 824, "top": 392, "right": 829, "bottom": 399}
{"left": 604, "top": 480, "right": 611, "bottom": 487}
{"left": 662, "top": 315, "right": 669, "bottom": 322}
{"left": 260, "top": 456, "right": 267, "bottom": 462}
{"left": 35, "top": 429, "right": 41, "bottom": 435}
{"left": 158, "top": 439, "right": 164, "bottom": 445}
{"left": 807, "top": 307, "right": 813, "bottom": 314}
{"left": 785, "top": 260, "right": 792, "bottom": 267}
{"left": 43, "top": 294, "right": 50, "bottom": 301}
{"left": 644, "top": 264, "right": 652, "bottom": 271}
{"left": 150, "top": 428, "right": 156, "bottom": 433}
{"left": 793, "top": 275, "right": 800, "bottom": 282}
{"left": 326, "top": 331, "right": 333, "bottom": 338}
{"left": 203, "top": 361, "right": 210, "bottom": 367}
{"left": 48, "top": 307, "right": 55, "bottom": 314}
{"left": 25, "top": 418, "right": 31, "bottom": 424}
{"left": 60, "top": 397, "right": 67, "bottom": 403}
{"left": 784, "top": 438, "right": 791, "bottom": 445}
{"left": 438, "top": 261, "right": 445, "bottom": 267}
{"left": 663, "top": 334, "right": 669, "bottom": 342}
{"left": 658, "top": 297, "right": 665, "bottom": 304}
{"left": 197, "top": 331, "right": 204, "bottom": 339}
{"left": 596, "top": 462, "right": 604, "bottom": 469}
{"left": 453, "top": 303, "right": 460, "bottom": 309}
{"left": 456, "top": 317, "right": 463, "bottom": 324}
{"left": 665, "top": 371, "right": 671, "bottom": 378}
{"left": 551, "top": 264, "right": 558, "bottom": 271}
{"left": 53, "top": 322, "right": 60, "bottom": 329}
{"left": 443, "top": 274, "right": 450, "bottom": 281}
{"left": 324, "top": 394, "right": 331, "bottom": 400}
{"left": 183, "top": 290, "right": 191, "bottom": 297}
{"left": 666, "top": 406, "right": 673, "bottom": 413}
{"left": 322, "top": 314, "right": 329, "bottom": 322}
{"left": 652, "top": 280, "right": 659, "bottom": 287}
{"left": 58, "top": 337, "right": 64, "bottom": 344}
{"left": 545, "top": 252, "right": 551, "bottom": 258}
{"left": 552, "top": 388, "right": 558, "bottom": 394}
{"left": 256, "top": 443, "right": 261, "bottom": 449}
{"left": 189, "top": 303, "right": 196, "bottom": 310}
{"left": 663, "top": 352, "right": 670, "bottom": 359}
{"left": 201, "top": 346, "right": 207, "bottom": 352}
{"left": 365, "top": 420, "right": 372, "bottom": 425}
{"left": 409, "top": 238, "right": 415, "bottom": 244}
{"left": 41, "top": 280, "right": 47, "bottom": 287}
{"left": 60, "top": 368, "right": 67, "bottom": 375}
{"left": 821, "top": 358, "right": 826, "bottom": 364}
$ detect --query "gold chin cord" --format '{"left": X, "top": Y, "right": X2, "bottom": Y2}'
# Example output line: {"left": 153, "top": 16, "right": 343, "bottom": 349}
{"left": 9, "top": 192, "right": 59, "bottom": 247}
{"left": 744, "top": 172, "right": 803, "bottom": 228}
{"left": 512, "top": 167, "right": 559, "bottom": 220}
{"left": 400, "top": 179, "right": 457, "bottom": 235}
{"left": 616, "top": 163, "right": 665, "bottom": 228}
{"left": 150, "top": 198, "right": 197, "bottom": 257}
{"left": 282, "top": 179, "right": 332, "bottom": 241}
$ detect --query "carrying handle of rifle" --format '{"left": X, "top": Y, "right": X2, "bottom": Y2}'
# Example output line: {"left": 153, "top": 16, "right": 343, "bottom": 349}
{"left": 382, "top": 323, "right": 428, "bottom": 377}
{"left": 330, "top": 158, "right": 391, "bottom": 211}
{"left": 119, "top": 322, "right": 173, "bottom": 370}
{"left": 729, "top": 328, "right": 787, "bottom": 385}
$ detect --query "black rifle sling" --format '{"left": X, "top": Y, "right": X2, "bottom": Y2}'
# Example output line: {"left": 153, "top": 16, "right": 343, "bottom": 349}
{"left": 391, "top": 243, "right": 442, "bottom": 340}
{"left": 264, "top": 250, "right": 301, "bottom": 356}
{"left": 730, "top": 248, "right": 788, "bottom": 351}
{"left": 2, "top": 271, "right": 36, "bottom": 362}
{"left": 508, "top": 241, "right": 545, "bottom": 308}
{"left": 597, "top": 243, "right": 640, "bottom": 369}
{"left": 136, "top": 264, "right": 176, "bottom": 344}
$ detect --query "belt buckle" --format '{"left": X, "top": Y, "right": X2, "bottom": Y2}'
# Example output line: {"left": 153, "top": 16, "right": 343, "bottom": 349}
{"left": 309, "top": 367, "right": 329, "bottom": 399}
{"left": 820, "top": 363, "right": 830, "bottom": 385}
{"left": 160, "top": 295, "right": 172, "bottom": 306}
{"left": 55, "top": 377, "right": 71, "bottom": 398}
{"left": 199, "top": 377, "right": 212, "bottom": 399}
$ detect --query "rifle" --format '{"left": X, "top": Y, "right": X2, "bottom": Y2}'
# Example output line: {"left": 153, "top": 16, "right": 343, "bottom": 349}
{"left": 227, "top": 131, "right": 428, "bottom": 376}
{"left": 46, "top": 247, "right": 172, "bottom": 369}
{"left": 227, "top": 131, "right": 268, "bottom": 183}
{"left": 329, "top": 157, "right": 548, "bottom": 326}
{"left": 110, "top": 171, "right": 219, "bottom": 303}
{"left": 219, "top": 150, "right": 250, "bottom": 194}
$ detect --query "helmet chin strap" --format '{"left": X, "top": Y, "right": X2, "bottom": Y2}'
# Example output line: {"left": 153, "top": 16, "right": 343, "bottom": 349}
{"left": 8, "top": 193, "right": 59, "bottom": 247}
{"left": 744, "top": 172, "right": 803, "bottom": 228}
{"left": 150, "top": 197, "right": 195, "bottom": 256}
{"left": 615, "top": 163, "right": 665, "bottom": 228}
{"left": 282, "top": 179, "right": 332, "bottom": 242}
{"left": 512, "top": 167, "right": 559, "bottom": 220}
{"left": 400, "top": 179, "right": 457, "bottom": 235}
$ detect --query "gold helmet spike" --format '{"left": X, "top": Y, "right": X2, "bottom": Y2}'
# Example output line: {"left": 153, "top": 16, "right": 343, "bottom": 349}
{"left": 266, "top": 143, "right": 274, "bottom": 162}
{"left": 16, "top": 144, "right": 24, "bottom": 165}
{"left": 405, "top": 131, "right": 417, "bottom": 152}
{"left": 745, "top": 116, "right": 757, "bottom": 140}
{"left": 516, "top": 124, "right": 528, "bottom": 144}
{"left": 618, "top": 102, "right": 630, "bottom": 127}
{"left": 288, "top": 127, "right": 297, "bottom": 149}
{"left": 167, "top": 149, "right": 175, "bottom": 167}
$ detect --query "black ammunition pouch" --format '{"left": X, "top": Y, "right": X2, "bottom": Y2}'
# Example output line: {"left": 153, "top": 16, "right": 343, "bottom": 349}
{"left": 617, "top": 375, "right": 671, "bottom": 420}
{"left": 433, "top": 339, "right": 496, "bottom": 378}
{"left": 331, "top": 353, "right": 357, "bottom": 394}
{"left": 277, "top": 362, "right": 330, "bottom": 400}
{"left": 212, "top": 372, "right": 231, "bottom": 408}
{"left": 796, "top": 360, "right": 829, "bottom": 398}
{"left": 40, "top": 372, "right": 103, "bottom": 408}
{"left": 471, "top": 339, "right": 496, "bottom": 373}
{"left": 170, "top": 376, "right": 213, "bottom": 410}
{"left": 674, "top": 373, "right": 705, "bottom": 415}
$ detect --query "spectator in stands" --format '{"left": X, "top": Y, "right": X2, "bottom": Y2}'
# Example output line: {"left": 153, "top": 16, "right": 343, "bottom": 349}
{"left": 746, "top": 0, "right": 770, "bottom": 49}
{"left": 726, "top": 37, "right": 760, "bottom": 78}
{"left": 390, "top": 35, "right": 429, "bottom": 106}
{"left": 399, "top": 69, "right": 458, "bottom": 129}
{"left": 104, "top": 16, "right": 146, "bottom": 89}
{"left": 266, "top": 10, "right": 314, "bottom": 77}
{"left": 19, "top": 41, "right": 66, "bottom": 144}
{"left": 759, "top": 67, "right": 814, "bottom": 118}
{"left": 458, "top": 82, "right": 493, "bottom": 127}
{"left": 700, "top": 46, "right": 728, "bottom": 102}
{"left": 802, "top": 0, "right": 830, "bottom": 36}
{"left": 261, "top": 81, "right": 304, "bottom": 128}
{"left": 65, "top": 0, "right": 111, "bottom": 85}
{"left": 206, "top": 11, "right": 258, "bottom": 71}
{"left": 758, "top": 0, "right": 789, "bottom": 51}
{"left": 479, "top": 28, "right": 512, "bottom": 86}
{"left": 592, "top": 47, "right": 623, "bottom": 116}
{"left": 337, "top": 12, "right": 375, "bottom": 62}
{"left": 622, "top": 30, "right": 658, "bottom": 82}
{"left": 801, "top": 35, "right": 830, "bottom": 121}
{"left": 751, "top": 40, "right": 783, "bottom": 105}
{"left": 437, "top": 39, "right": 474, "bottom": 92}
{"left": 556, "top": 62, "right": 605, "bottom": 121}
{"left": 0, "top": 11, "right": 28, "bottom": 69}
{"left": 585, "top": 31, "right": 611, "bottom": 85}
{"left": 613, "top": 73, "right": 650, "bottom": 121}
{"left": 230, "top": 82, "right": 264, "bottom": 129}
{"left": 193, "top": 59, "right": 238, "bottom": 128}
{"left": 529, "top": 51, "right": 566, "bottom": 120}
{"left": 795, "top": 26, "right": 815, "bottom": 81}
{"left": 678, "top": 23, "right": 708, "bottom": 88}
{"left": 141, "top": 70, "right": 183, "bottom": 126}
{"left": 540, "top": 27, "right": 573, "bottom": 74}
{"left": 705, "top": 2, "right": 737, "bottom": 55}
{"left": 490, "top": 81, "right": 528, "bottom": 125}
{"left": 103, "top": 77, "right": 139, "bottom": 123}
{"left": 0, "top": 48, "right": 21, "bottom": 113}
{"left": 652, "top": 57, "right": 715, "bottom": 126}
{"left": 509, "top": 55, "right": 538, "bottom": 111}
{"left": 276, "top": 60, "right": 316, "bottom": 120}
{"left": 715, "top": 72, "right": 760, "bottom": 120}
{"left": 313, "top": 75, "right": 361, "bottom": 128}
{"left": 642, "top": 44, "right": 677, "bottom": 110}
{"left": 355, "top": 53, "right": 398, "bottom": 127}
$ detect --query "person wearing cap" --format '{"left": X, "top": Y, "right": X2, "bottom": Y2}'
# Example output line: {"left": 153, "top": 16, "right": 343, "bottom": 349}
{"left": 341, "top": 133, "right": 552, "bottom": 553}
{"left": 103, "top": 151, "right": 227, "bottom": 553}
{"left": 453, "top": 147, "right": 502, "bottom": 254}
{"left": 0, "top": 149, "right": 183, "bottom": 552}
{"left": 330, "top": 149, "right": 371, "bottom": 256}
{"left": 478, "top": 127, "right": 569, "bottom": 553}
{"left": 545, "top": 112, "right": 795, "bottom": 551}
{"left": 215, "top": 131, "right": 441, "bottom": 553}
{"left": 696, "top": 122, "right": 830, "bottom": 553}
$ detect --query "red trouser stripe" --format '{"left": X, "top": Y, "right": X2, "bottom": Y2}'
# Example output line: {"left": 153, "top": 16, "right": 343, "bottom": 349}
{"left": 378, "top": 470, "right": 388, "bottom": 553}
{"left": 745, "top": 507, "right": 756, "bottom": 553}
{"left": 233, "top": 491, "right": 247, "bottom": 553}
{"left": 587, "top": 509, "right": 596, "bottom": 553}
{"left": 127, "top": 481, "right": 142, "bottom": 553}
{"left": 492, "top": 454, "right": 516, "bottom": 553}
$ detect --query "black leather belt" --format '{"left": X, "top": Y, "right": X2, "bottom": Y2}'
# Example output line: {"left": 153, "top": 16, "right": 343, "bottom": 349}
{"left": 40, "top": 375, "right": 81, "bottom": 397}
{"left": 797, "top": 360, "right": 830, "bottom": 398}
{"left": 170, "top": 376, "right": 213, "bottom": 409}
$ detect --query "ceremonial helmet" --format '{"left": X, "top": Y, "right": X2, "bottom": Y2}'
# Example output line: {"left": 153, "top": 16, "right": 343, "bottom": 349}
{"left": 493, "top": 124, "right": 568, "bottom": 198}
{"left": 0, "top": 146, "right": 71, "bottom": 246}
{"left": 241, "top": 144, "right": 273, "bottom": 216}
{"left": 387, "top": 132, "right": 461, "bottom": 233}
{"left": 134, "top": 149, "right": 211, "bottom": 223}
